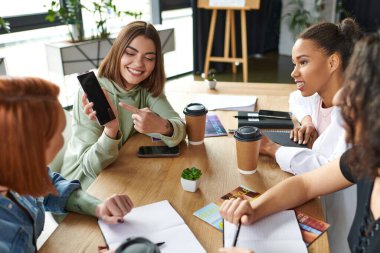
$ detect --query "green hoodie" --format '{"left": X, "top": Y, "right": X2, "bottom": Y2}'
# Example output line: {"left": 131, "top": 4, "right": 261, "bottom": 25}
{"left": 60, "top": 77, "right": 186, "bottom": 190}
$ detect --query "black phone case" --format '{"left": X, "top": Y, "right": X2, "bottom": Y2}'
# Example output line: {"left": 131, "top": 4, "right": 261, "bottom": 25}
{"left": 137, "top": 146, "right": 180, "bottom": 158}
{"left": 77, "top": 71, "right": 116, "bottom": 125}
{"left": 258, "top": 110, "right": 292, "bottom": 120}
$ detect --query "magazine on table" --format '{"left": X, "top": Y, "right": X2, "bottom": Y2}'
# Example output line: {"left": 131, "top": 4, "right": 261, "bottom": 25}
{"left": 193, "top": 185, "right": 330, "bottom": 247}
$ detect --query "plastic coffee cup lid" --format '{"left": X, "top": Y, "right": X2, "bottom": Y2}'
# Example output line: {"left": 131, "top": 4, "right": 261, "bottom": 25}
{"left": 183, "top": 103, "right": 208, "bottom": 116}
{"left": 234, "top": 126, "right": 262, "bottom": 141}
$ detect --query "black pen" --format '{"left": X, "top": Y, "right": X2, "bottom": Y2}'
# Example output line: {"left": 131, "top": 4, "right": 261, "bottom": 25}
{"left": 232, "top": 222, "right": 241, "bottom": 247}
{"left": 156, "top": 242, "right": 165, "bottom": 247}
{"left": 233, "top": 115, "right": 290, "bottom": 120}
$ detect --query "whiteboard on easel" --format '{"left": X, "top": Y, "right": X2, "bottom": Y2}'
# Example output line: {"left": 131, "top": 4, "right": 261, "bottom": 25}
{"left": 209, "top": 0, "right": 245, "bottom": 7}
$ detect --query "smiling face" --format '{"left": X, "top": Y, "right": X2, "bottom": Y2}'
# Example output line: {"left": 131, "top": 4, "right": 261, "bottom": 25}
{"left": 291, "top": 39, "right": 333, "bottom": 97}
{"left": 119, "top": 35, "right": 156, "bottom": 90}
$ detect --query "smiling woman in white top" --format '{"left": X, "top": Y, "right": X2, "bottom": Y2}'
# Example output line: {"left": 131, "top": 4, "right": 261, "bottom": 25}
{"left": 259, "top": 18, "right": 362, "bottom": 253}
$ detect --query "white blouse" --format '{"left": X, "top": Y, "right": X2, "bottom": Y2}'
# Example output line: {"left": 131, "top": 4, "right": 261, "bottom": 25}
{"left": 277, "top": 90, "right": 355, "bottom": 253}
{"left": 275, "top": 90, "right": 348, "bottom": 175}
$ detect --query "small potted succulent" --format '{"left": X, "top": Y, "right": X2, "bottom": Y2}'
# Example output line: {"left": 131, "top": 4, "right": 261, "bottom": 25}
{"left": 181, "top": 167, "right": 202, "bottom": 192}
{"left": 203, "top": 69, "right": 217, "bottom": 90}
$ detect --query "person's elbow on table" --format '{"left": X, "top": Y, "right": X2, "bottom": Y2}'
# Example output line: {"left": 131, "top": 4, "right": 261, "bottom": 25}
{"left": 259, "top": 135, "right": 280, "bottom": 159}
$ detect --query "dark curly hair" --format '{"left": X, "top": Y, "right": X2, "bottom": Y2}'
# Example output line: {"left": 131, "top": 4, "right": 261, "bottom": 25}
{"left": 340, "top": 32, "right": 380, "bottom": 179}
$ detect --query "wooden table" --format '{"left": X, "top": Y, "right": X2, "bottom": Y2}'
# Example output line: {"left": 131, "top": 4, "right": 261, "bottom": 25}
{"left": 40, "top": 81, "right": 329, "bottom": 253}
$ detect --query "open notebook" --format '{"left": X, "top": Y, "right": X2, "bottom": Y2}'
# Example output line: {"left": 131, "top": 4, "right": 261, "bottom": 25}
{"left": 98, "top": 200, "right": 205, "bottom": 253}
{"left": 224, "top": 210, "right": 307, "bottom": 253}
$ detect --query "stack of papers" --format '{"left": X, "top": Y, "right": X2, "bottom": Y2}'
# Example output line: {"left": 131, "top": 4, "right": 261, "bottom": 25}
{"left": 195, "top": 94, "right": 257, "bottom": 111}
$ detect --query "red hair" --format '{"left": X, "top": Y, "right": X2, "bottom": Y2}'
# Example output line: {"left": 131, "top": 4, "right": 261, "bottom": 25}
{"left": 0, "top": 76, "right": 60, "bottom": 196}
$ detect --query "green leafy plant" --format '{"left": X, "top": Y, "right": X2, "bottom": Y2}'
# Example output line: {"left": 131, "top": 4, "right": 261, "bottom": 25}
{"left": 45, "top": 0, "right": 84, "bottom": 42}
{"left": 181, "top": 167, "right": 202, "bottom": 181}
{"left": 335, "top": 0, "right": 350, "bottom": 22}
{"left": 86, "top": 0, "right": 142, "bottom": 39}
{"left": 45, "top": 0, "right": 142, "bottom": 42}
{"left": 283, "top": 0, "right": 312, "bottom": 39}
{"left": 205, "top": 69, "right": 216, "bottom": 81}
{"left": 0, "top": 17, "right": 10, "bottom": 33}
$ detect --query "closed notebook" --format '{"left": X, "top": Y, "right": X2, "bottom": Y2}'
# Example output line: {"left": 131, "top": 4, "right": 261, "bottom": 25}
{"left": 237, "top": 111, "right": 293, "bottom": 129}
{"left": 262, "top": 130, "right": 306, "bottom": 148}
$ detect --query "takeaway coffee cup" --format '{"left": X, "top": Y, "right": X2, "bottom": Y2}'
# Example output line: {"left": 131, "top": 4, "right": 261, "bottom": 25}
{"left": 234, "top": 126, "right": 262, "bottom": 174}
{"left": 183, "top": 103, "right": 208, "bottom": 145}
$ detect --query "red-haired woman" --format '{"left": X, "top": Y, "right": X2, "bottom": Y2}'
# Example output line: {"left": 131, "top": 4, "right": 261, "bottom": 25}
{"left": 0, "top": 77, "right": 133, "bottom": 252}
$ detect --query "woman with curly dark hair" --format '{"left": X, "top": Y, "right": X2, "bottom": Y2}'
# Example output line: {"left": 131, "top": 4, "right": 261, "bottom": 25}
{"left": 219, "top": 33, "right": 380, "bottom": 253}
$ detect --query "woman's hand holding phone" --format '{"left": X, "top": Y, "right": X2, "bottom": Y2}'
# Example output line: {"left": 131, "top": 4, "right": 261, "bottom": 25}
{"left": 119, "top": 102, "right": 173, "bottom": 136}
{"left": 82, "top": 90, "right": 120, "bottom": 139}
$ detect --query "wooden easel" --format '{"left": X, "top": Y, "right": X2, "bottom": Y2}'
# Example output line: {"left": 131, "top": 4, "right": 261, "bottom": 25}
{"left": 197, "top": 0, "right": 261, "bottom": 83}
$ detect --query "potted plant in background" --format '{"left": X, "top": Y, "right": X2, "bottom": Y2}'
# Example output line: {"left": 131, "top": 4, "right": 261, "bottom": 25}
{"left": 87, "top": 0, "right": 142, "bottom": 39}
{"left": 44, "top": 0, "right": 142, "bottom": 76}
{"left": 181, "top": 167, "right": 202, "bottom": 192}
{"left": 282, "top": 0, "right": 313, "bottom": 40}
{"left": 45, "top": 0, "right": 84, "bottom": 42}
{"left": 203, "top": 69, "right": 217, "bottom": 90}
{"left": 279, "top": 0, "right": 336, "bottom": 56}
{"left": 0, "top": 16, "right": 10, "bottom": 34}
{"left": 45, "top": 0, "right": 174, "bottom": 77}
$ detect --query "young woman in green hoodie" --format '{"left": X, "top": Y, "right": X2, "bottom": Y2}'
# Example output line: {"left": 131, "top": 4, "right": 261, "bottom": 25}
{"left": 60, "top": 21, "right": 186, "bottom": 189}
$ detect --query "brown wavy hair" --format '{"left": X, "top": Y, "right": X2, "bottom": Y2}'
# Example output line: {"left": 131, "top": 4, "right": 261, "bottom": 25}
{"left": 340, "top": 33, "right": 380, "bottom": 179}
{"left": 0, "top": 77, "right": 60, "bottom": 196}
{"left": 98, "top": 20, "right": 165, "bottom": 97}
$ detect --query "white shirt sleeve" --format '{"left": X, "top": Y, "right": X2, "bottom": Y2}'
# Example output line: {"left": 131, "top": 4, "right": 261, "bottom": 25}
{"left": 289, "top": 91, "right": 319, "bottom": 123}
{"left": 275, "top": 107, "right": 348, "bottom": 174}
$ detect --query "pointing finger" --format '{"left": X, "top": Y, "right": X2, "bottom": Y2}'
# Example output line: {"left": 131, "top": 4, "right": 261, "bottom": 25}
{"left": 119, "top": 102, "right": 140, "bottom": 114}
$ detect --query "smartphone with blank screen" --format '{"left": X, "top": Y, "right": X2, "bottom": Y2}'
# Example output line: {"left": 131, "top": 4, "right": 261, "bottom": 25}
{"left": 77, "top": 71, "right": 116, "bottom": 125}
{"left": 258, "top": 110, "right": 291, "bottom": 120}
{"left": 137, "top": 146, "right": 180, "bottom": 158}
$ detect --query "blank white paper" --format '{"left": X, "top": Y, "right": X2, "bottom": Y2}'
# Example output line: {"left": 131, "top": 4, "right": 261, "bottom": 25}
{"left": 224, "top": 210, "right": 307, "bottom": 253}
{"left": 98, "top": 200, "right": 205, "bottom": 253}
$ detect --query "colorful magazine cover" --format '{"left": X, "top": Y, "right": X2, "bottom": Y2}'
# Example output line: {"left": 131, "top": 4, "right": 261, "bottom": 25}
{"left": 204, "top": 114, "right": 228, "bottom": 137}
{"left": 193, "top": 185, "right": 330, "bottom": 247}
{"left": 295, "top": 210, "right": 330, "bottom": 246}
{"left": 193, "top": 185, "right": 260, "bottom": 232}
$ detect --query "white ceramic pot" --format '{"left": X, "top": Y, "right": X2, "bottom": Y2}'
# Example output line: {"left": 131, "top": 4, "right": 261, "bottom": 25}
{"left": 180, "top": 178, "right": 201, "bottom": 192}
{"left": 205, "top": 80, "right": 217, "bottom": 90}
